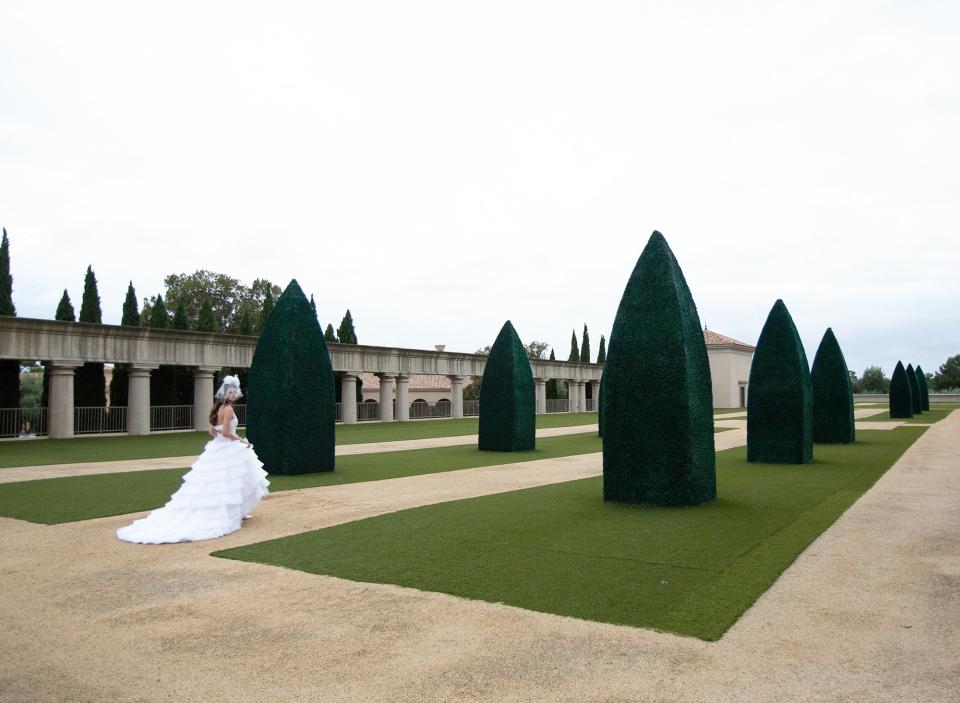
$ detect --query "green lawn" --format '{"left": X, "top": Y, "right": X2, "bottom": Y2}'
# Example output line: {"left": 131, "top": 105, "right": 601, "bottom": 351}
{"left": 859, "top": 404, "right": 959, "bottom": 424}
{"left": 214, "top": 427, "right": 926, "bottom": 641}
{"left": 0, "top": 413, "right": 602, "bottom": 469}
{"left": 712, "top": 408, "right": 746, "bottom": 415}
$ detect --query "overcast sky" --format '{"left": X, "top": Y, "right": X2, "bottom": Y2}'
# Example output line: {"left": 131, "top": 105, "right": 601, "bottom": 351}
{"left": 2, "top": 1, "right": 957, "bottom": 376}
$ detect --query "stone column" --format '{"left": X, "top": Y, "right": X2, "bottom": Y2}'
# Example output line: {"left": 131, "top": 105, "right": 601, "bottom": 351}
{"left": 590, "top": 380, "right": 600, "bottom": 412}
{"left": 377, "top": 373, "right": 396, "bottom": 422}
{"left": 47, "top": 361, "right": 81, "bottom": 439}
{"left": 579, "top": 381, "right": 587, "bottom": 415}
{"left": 341, "top": 372, "right": 360, "bottom": 424}
{"left": 127, "top": 365, "right": 157, "bottom": 436}
{"left": 534, "top": 378, "right": 547, "bottom": 415}
{"left": 448, "top": 375, "right": 467, "bottom": 419}
{"left": 396, "top": 374, "right": 410, "bottom": 421}
{"left": 568, "top": 380, "right": 579, "bottom": 413}
{"left": 192, "top": 367, "right": 219, "bottom": 431}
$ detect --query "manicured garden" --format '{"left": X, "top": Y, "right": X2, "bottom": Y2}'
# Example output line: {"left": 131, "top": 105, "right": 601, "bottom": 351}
{"left": 859, "top": 403, "right": 960, "bottom": 424}
{"left": 214, "top": 426, "right": 927, "bottom": 641}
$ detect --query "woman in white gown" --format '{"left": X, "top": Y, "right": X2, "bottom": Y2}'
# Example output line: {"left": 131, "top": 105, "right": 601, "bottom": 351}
{"left": 117, "top": 375, "right": 270, "bottom": 544}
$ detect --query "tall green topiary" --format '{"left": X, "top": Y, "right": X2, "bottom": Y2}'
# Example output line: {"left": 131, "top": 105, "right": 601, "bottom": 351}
{"left": 889, "top": 361, "right": 913, "bottom": 418}
{"left": 246, "top": 280, "right": 335, "bottom": 474}
{"left": 747, "top": 300, "right": 813, "bottom": 464}
{"left": 811, "top": 328, "right": 855, "bottom": 444}
{"left": 602, "top": 231, "right": 715, "bottom": 506}
{"left": 0, "top": 228, "right": 18, "bottom": 408}
{"left": 478, "top": 320, "right": 535, "bottom": 451}
{"left": 916, "top": 365, "right": 930, "bottom": 411}
{"left": 905, "top": 363, "right": 922, "bottom": 414}
{"left": 597, "top": 371, "right": 605, "bottom": 438}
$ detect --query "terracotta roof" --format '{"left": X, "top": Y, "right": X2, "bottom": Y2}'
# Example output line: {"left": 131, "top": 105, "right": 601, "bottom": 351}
{"left": 704, "top": 330, "right": 754, "bottom": 349}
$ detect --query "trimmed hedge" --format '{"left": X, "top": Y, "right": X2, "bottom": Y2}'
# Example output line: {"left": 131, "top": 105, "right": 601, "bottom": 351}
{"left": 888, "top": 361, "right": 913, "bottom": 419}
{"left": 602, "top": 231, "right": 715, "bottom": 506}
{"left": 916, "top": 365, "right": 930, "bottom": 411}
{"left": 597, "top": 371, "right": 605, "bottom": 438}
{"left": 478, "top": 320, "right": 535, "bottom": 451}
{"left": 246, "top": 279, "right": 335, "bottom": 474}
{"left": 906, "top": 363, "right": 922, "bottom": 414}
{"left": 747, "top": 300, "right": 813, "bottom": 463}
{"left": 810, "top": 328, "right": 855, "bottom": 444}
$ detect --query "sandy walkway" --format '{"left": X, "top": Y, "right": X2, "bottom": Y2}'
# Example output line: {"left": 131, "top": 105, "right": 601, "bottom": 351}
{"left": 1, "top": 411, "right": 957, "bottom": 701}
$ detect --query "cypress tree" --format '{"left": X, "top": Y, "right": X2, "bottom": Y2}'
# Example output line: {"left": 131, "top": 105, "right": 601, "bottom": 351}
{"left": 247, "top": 279, "right": 335, "bottom": 474}
{"left": 546, "top": 348, "right": 558, "bottom": 399}
{"left": 337, "top": 309, "right": 357, "bottom": 344}
{"left": 0, "top": 227, "right": 14, "bottom": 316}
{"left": 56, "top": 290, "right": 76, "bottom": 321}
{"left": 78, "top": 265, "right": 102, "bottom": 323}
{"left": 580, "top": 324, "right": 590, "bottom": 363}
{"left": 310, "top": 294, "right": 317, "bottom": 319}
{"left": 568, "top": 330, "right": 580, "bottom": 362}
{"left": 150, "top": 295, "right": 169, "bottom": 329}
{"left": 747, "top": 300, "right": 813, "bottom": 463}
{"left": 324, "top": 323, "right": 338, "bottom": 344}
{"left": 889, "top": 361, "right": 913, "bottom": 419}
{"left": 603, "top": 231, "right": 715, "bottom": 506}
{"left": 905, "top": 363, "right": 922, "bottom": 414}
{"left": 0, "top": 228, "right": 18, "bottom": 408}
{"left": 257, "top": 288, "right": 274, "bottom": 333}
{"left": 916, "top": 365, "right": 930, "bottom": 411}
{"left": 110, "top": 283, "right": 140, "bottom": 407}
{"left": 597, "top": 335, "right": 606, "bottom": 364}
{"left": 121, "top": 283, "right": 139, "bottom": 325}
{"left": 811, "top": 328, "right": 855, "bottom": 444}
{"left": 478, "top": 321, "right": 536, "bottom": 452}
{"left": 236, "top": 304, "right": 254, "bottom": 335}
{"left": 148, "top": 295, "right": 177, "bottom": 408}
{"left": 196, "top": 298, "right": 216, "bottom": 332}
{"left": 172, "top": 298, "right": 189, "bottom": 330}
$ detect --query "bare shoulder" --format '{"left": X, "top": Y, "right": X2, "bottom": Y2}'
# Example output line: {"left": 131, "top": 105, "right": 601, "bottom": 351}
{"left": 218, "top": 405, "right": 236, "bottom": 422}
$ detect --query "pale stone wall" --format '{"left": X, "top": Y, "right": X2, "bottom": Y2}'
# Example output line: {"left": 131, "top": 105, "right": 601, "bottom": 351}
{"left": 708, "top": 347, "right": 753, "bottom": 408}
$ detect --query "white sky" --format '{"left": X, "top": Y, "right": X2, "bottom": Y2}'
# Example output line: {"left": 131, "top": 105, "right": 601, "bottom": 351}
{"left": 2, "top": 1, "right": 957, "bottom": 376}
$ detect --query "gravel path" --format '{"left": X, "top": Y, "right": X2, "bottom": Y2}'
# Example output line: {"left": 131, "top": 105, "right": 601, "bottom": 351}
{"left": 1, "top": 410, "right": 956, "bottom": 701}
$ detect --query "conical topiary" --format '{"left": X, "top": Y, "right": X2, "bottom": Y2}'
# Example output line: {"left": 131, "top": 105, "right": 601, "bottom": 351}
{"left": 246, "top": 280, "right": 335, "bottom": 474}
{"left": 597, "top": 371, "right": 606, "bottom": 438}
{"left": 905, "top": 363, "right": 922, "bottom": 414}
{"left": 602, "top": 231, "right": 715, "bottom": 506}
{"left": 747, "top": 300, "right": 813, "bottom": 463}
{"left": 811, "top": 328, "right": 855, "bottom": 444}
{"left": 478, "top": 320, "right": 535, "bottom": 451}
{"left": 916, "top": 365, "right": 930, "bottom": 411}
{"left": 889, "top": 361, "right": 913, "bottom": 419}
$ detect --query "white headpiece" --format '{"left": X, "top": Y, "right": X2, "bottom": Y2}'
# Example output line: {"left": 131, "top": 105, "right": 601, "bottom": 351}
{"left": 215, "top": 375, "right": 243, "bottom": 401}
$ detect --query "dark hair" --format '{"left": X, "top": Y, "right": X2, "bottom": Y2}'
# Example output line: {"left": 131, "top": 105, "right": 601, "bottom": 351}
{"left": 209, "top": 400, "right": 224, "bottom": 425}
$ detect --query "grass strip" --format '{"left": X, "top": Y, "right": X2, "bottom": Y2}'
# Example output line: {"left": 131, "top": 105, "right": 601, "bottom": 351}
{"left": 214, "top": 427, "right": 926, "bottom": 641}
{"left": 0, "top": 413, "right": 601, "bottom": 469}
{"left": 859, "top": 405, "right": 958, "bottom": 424}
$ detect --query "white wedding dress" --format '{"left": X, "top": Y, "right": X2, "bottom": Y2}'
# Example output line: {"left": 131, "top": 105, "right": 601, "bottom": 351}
{"left": 117, "top": 416, "right": 270, "bottom": 544}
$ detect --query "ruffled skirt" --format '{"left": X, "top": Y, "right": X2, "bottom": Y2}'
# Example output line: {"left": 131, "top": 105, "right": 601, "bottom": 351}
{"left": 117, "top": 436, "right": 270, "bottom": 544}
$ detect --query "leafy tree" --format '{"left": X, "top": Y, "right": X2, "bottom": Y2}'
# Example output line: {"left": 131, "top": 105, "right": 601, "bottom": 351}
{"left": 0, "top": 228, "right": 18, "bottom": 407}
{"left": 580, "top": 324, "right": 590, "bottom": 363}
{"left": 848, "top": 369, "right": 860, "bottom": 393}
{"left": 568, "top": 330, "right": 580, "bottom": 363}
{"left": 324, "top": 323, "right": 338, "bottom": 344}
{"left": 257, "top": 288, "right": 275, "bottom": 333}
{"left": 172, "top": 298, "right": 190, "bottom": 330}
{"left": 19, "top": 366, "right": 43, "bottom": 409}
{"left": 858, "top": 366, "right": 890, "bottom": 394}
{"left": 162, "top": 270, "right": 280, "bottom": 332}
{"left": 525, "top": 340, "right": 550, "bottom": 360}
{"left": 597, "top": 335, "right": 606, "bottom": 364}
{"left": 196, "top": 298, "right": 217, "bottom": 332}
{"left": 934, "top": 354, "right": 960, "bottom": 390}
{"left": 236, "top": 304, "right": 254, "bottom": 335}
{"left": 337, "top": 309, "right": 357, "bottom": 344}
{"left": 0, "top": 227, "right": 14, "bottom": 316}
{"left": 121, "top": 282, "right": 139, "bottom": 325}
{"left": 474, "top": 344, "right": 492, "bottom": 356}
{"left": 78, "top": 265, "right": 102, "bottom": 323}
{"left": 55, "top": 290, "right": 76, "bottom": 321}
